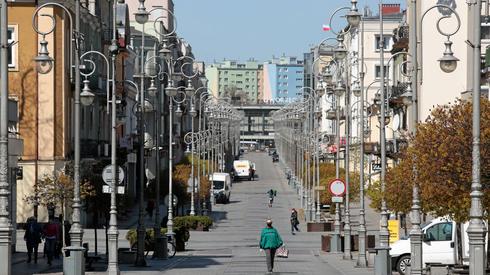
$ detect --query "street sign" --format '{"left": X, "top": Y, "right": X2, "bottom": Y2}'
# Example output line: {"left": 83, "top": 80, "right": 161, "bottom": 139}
{"left": 314, "top": 185, "right": 326, "bottom": 191}
{"left": 328, "top": 178, "right": 346, "bottom": 196}
{"left": 103, "top": 185, "right": 125, "bottom": 194}
{"left": 332, "top": 196, "right": 343, "bottom": 203}
{"left": 372, "top": 162, "right": 381, "bottom": 172}
{"left": 388, "top": 220, "right": 400, "bottom": 244}
{"left": 102, "top": 165, "right": 125, "bottom": 184}
{"left": 163, "top": 194, "right": 178, "bottom": 207}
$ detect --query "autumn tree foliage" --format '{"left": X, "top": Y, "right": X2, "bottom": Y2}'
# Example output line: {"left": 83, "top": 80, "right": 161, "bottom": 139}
{"left": 371, "top": 99, "right": 490, "bottom": 223}
{"left": 24, "top": 168, "right": 95, "bottom": 216}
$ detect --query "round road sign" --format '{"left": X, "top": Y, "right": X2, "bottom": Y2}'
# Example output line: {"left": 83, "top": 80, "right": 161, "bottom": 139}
{"left": 102, "top": 165, "right": 125, "bottom": 185}
{"left": 329, "top": 178, "right": 346, "bottom": 196}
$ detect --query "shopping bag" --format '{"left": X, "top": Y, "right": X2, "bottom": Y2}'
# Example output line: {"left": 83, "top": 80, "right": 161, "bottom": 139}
{"left": 276, "top": 245, "right": 289, "bottom": 258}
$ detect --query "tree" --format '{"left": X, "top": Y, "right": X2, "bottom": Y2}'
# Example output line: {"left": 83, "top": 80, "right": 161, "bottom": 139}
{"left": 368, "top": 99, "right": 490, "bottom": 223}
{"left": 24, "top": 168, "right": 95, "bottom": 222}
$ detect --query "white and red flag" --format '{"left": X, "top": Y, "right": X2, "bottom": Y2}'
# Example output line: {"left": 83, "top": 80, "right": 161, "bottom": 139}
{"left": 322, "top": 24, "right": 331, "bottom": 31}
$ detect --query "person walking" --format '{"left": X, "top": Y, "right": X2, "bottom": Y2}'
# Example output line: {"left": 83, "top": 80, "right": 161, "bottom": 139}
{"left": 267, "top": 189, "right": 276, "bottom": 207}
{"left": 259, "top": 219, "right": 283, "bottom": 273}
{"left": 24, "top": 217, "right": 42, "bottom": 263}
{"left": 43, "top": 217, "right": 59, "bottom": 266}
{"left": 290, "top": 208, "right": 300, "bottom": 234}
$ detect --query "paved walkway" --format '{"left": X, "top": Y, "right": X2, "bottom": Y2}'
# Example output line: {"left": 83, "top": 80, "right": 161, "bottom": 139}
{"left": 110, "top": 152, "right": 374, "bottom": 275}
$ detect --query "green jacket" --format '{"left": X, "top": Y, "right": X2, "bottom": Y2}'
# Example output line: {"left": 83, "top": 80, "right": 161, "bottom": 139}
{"left": 259, "top": 227, "right": 283, "bottom": 249}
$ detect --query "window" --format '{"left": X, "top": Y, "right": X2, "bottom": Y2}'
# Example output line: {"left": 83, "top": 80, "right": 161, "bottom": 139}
{"left": 424, "top": 222, "right": 453, "bottom": 242}
{"left": 284, "top": 68, "right": 288, "bottom": 72}
{"left": 7, "top": 26, "right": 17, "bottom": 69}
{"left": 375, "top": 65, "right": 389, "bottom": 78}
{"left": 482, "top": 24, "right": 490, "bottom": 40}
{"left": 375, "top": 34, "right": 392, "bottom": 51}
{"left": 283, "top": 75, "right": 288, "bottom": 79}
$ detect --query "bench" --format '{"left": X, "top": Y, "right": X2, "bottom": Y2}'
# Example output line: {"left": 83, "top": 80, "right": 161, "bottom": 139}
{"left": 82, "top": 243, "right": 101, "bottom": 271}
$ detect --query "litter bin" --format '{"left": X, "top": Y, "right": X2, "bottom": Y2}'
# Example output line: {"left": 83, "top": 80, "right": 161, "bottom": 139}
{"left": 63, "top": 246, "right": 85, "bottom": 275}
{"left": 153, "top": 235, "right": 168, "bottom": 259}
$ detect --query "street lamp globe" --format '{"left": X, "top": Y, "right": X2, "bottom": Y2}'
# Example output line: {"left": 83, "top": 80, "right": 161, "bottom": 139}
{"left": 80, "top": 79, "right": 96, "bottom": 106}
{"left": 34, "top": 39, "right": 54, "bottom": 74}
{"left": 352, "top": 81, "right": 361, "bottom": 97}
{"left": 326, "top": 108, "right": 336, "bottom": 120}
{"left": 438, "top": 40, "right": 459, "bottom": 73}
{"left": 323, "top": 68, "right": 333, "bottom": 84}
{"left": 134, "top": 1, "right": 149, "bottom": 24}
{"left": 190, "top": 105, "right": 197, "bottom": 118}
{"left": 334, "top": 47, "right": 347, "bottom": 61}
{"left": 147, "top": 78, "right": 158, "bottom": 97}
{"left": 334, "top": 81, "right": 345, "bottom": 96}
{"left": 401, "top": 83, "right": 413, "bottom": 106}
{"left": 346, "top": 9, "right": 361, "bottom": 28}
{"left": 165, "top": 84, "right": 178, "bottom": 97}
{"left": 334, "top": 38, "right": 348, "bottom": 61}
{"left": 185, "top": 82, "right": 195, "bottom": 97}
{"left": 175, "top": 104, "right": 183, "bottom": 118}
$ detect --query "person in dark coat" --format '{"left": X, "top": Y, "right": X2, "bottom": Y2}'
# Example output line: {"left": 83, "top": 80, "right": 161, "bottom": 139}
{"left": 290, "top": 208, "right": 300, "bottom": 234}
{"left": 24, "top": 216, "right": 42, "bottom": 263}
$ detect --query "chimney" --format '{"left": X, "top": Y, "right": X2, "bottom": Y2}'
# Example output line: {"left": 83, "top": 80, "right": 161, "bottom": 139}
{"left": 382, "top": 4, "right": 400, "bottom": 15}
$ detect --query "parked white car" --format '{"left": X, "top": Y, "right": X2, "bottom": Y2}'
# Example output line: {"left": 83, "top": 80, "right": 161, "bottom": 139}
{"left": 391, "top": 217, "right": 487, "bottom": 274}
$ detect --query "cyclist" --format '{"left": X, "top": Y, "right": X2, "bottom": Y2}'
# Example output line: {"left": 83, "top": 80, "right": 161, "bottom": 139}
{"left": 267, "top": 189, "right": 276, "bottom": 207}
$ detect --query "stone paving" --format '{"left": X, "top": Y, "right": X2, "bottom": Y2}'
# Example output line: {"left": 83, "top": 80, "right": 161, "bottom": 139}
{"left": 13, "top": 151, "right": 383, "bottom": 274}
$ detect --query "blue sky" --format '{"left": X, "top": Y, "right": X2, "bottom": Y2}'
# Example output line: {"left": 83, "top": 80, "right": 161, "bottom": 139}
{"left": 174, "top": 0, "right": 406, "bottom": 63}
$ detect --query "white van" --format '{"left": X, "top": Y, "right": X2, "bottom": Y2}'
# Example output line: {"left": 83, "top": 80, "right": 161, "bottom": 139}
{"left": 211, "top": 172, "right": 231, "bottom": 203}
{"left": 390, "top": 217, "right": 488, "bottom": 274}
{"left": 233, "top": 160, "right": 253, "bottom": 181}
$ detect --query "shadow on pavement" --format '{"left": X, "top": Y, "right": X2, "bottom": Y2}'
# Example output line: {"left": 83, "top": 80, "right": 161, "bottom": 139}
{"left": 209, "top": 211, "right": 227, "bottom": 224}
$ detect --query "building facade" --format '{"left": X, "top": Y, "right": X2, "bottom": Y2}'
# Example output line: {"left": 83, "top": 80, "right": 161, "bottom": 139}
{"left": 206, "top": 60, "right": 263, "bottom": 103}
{"left": 262, "top": 56, "right": 304, "bottom": 102}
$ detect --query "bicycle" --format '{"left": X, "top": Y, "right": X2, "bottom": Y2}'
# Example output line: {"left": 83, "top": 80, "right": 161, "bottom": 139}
{"left": 130, "top": 234, "right": 176, "bottom": 259}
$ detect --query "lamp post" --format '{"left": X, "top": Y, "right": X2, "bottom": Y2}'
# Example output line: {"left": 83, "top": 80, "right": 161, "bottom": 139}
{"left": 466, "top": 1, "right": 486, "bottom": 274}
{"left": 32, "top": 1, "right": 85, "bottom": 273}
{"left": 165, "top": 82, "right": 187, "bottom": 241}
{"left": 0, "top": 0, "right": 12, "bottom": 273}
{"left": 79, "top": 35, "right": 120, "bottom": 274}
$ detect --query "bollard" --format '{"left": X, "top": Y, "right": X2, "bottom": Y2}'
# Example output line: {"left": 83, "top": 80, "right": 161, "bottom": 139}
{"left": 374, "top": 246, "right": 391, "bottom": 275}
{"left": 63, "top": 246, "right": 86, "bottom": 275}
{"left": 330, "top": 233, "right": 342, "bottom": 253}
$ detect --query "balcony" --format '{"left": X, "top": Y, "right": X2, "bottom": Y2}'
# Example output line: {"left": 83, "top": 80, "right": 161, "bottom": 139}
{"left": 391, "top": 25, "right": 409, "bottom": 54}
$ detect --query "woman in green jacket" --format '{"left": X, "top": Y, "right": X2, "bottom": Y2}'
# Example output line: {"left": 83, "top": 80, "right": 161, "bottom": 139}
{"left": 259, "top": 219, "right": 283, "bottom": 273}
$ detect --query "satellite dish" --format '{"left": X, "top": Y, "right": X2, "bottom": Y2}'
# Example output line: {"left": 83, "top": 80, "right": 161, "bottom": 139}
{"left": 393, "top": 113, "right": 400, "bottom": 131}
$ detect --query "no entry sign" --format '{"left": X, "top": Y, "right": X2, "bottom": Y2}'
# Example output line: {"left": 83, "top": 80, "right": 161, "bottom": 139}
{"left": 328, "top": 178, "right": 346, "bottom": 196}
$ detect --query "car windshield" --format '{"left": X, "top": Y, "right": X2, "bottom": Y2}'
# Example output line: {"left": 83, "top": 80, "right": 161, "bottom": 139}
{"left": 213, "top": 181, "right": 225, "bottom": 190}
